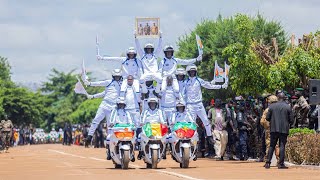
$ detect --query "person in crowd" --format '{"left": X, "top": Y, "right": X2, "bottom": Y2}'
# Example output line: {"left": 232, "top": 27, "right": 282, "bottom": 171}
{"left": 265, "top": 92, "right": 293, "bottom": 169}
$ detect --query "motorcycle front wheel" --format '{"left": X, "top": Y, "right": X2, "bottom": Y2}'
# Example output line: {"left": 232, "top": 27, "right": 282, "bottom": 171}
{"left": 151, "top": 149, "right": 158, "bottom": 169}
{"left": 121, "top": 149, "right": 130, "bottom": 170}
{"left": 181, "top": 147, "right": 190, "bottom": 168}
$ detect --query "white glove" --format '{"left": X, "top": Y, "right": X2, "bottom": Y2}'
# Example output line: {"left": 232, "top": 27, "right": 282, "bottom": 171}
{"left": 196, "top": 54, "right": 203, "bottom": 61}
{"left": 222, "top": 83, "right": 228, "bottom": 89}
{"left": 96, "top": 55, "right": 102, "bottom": 60}
{"left": 83, "top": 80, "right": 90, "bottom": 86}
{"left": 87, "top": 95, "right": 94, "bottom": 99}
{"left": 210, "top": 80, "right": 216, "bottom": 85}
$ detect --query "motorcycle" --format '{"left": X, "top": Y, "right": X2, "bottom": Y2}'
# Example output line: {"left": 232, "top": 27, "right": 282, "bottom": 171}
{"left": 169, "top": 122, "right": 198, "bottom": 168}
{"left": 109, "top": 123, "right": 136, "bottom": 169}
{"left": 140, "top": 122, "right": 168, "bottom": 169}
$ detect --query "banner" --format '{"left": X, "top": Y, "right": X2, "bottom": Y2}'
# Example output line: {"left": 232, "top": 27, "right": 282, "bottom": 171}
{"left": 74, "top": 77, "right": 88, "bottom": 95}
{"left": 81, "top": 59, "right": 88, "bottom": 83}
{"left": 196, "top": 34, "right": 203, "bottom": 55}
{"left": 224, "top": 61, "right": 230, "bottom": 83}
{"left": 214, "top": 61, "right": 224, "bottom": 82}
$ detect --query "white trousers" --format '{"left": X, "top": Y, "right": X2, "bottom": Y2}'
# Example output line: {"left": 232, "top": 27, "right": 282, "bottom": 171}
{"left": 139, "top": 72, "right": 162, "bottom": 93}
{"left": 187, "top": 102, "right": 212, "bottom": 136}
{"left": 88, "top": 105, "right": 113, "bottom": 136}
{"left": 126, "top": 108, "right": 141, "bottom": 128}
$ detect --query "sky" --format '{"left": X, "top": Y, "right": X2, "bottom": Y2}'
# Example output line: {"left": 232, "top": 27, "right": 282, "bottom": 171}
{"left": 0, "top": 0, "right": 319, "bottom": 84}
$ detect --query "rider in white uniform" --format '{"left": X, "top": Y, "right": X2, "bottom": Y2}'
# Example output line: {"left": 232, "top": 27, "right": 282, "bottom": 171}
{"left": 184, "top": 64, "right": 228, "bottom": 144}
{"left": 137, "top": 98, "right": 166, "bottom": 160}
{"left": 97, "top": 47, "right": 142, "bottom": 91}
{"left": 84, "top": 69, "right": 123, "bottom": 147}
{"left": 159, "top": 45, "right": 202, "bottom": 92}
{"left": 175, "top": 67, "right": 187, "bottom": 100}
{"left": 106, "top": 97, "right": 134, "bottom": 160}
{"left": 135, "top": 32, "right": 163, "bottom": 94}
{"left": 120, "top": 75, "right": 141, "bottom": 128}
{"left": 160, "top": 76, "right": 180, "bottom": 125}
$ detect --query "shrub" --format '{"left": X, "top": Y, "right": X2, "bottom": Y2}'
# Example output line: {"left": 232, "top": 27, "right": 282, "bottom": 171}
{"left": 289, "top": 128, "right": 316, "bottom": 137}
{"left": 286, "top": 133, "right": 320, "bottom": 165}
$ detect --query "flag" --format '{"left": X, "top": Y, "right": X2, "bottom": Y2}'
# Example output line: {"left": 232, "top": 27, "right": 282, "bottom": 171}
{"left": 142, "top": 123, "right": 168, "bottom": 138}
{"left": 225, "top": 61, "right": 230, "bottom": 83}
{"left": 74, "top": 77, "right": 88, "bottom": 95}
{"left": 81, "top": 59, "right": 88, "bottom": 82}
{"left": 214, "top": 61, "right": 224, "bottom": 82}
{"left": 196, "top": 34, "right": 203, "bottom": 55}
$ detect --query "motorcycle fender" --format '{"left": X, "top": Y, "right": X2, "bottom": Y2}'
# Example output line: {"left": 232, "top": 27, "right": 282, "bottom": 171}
{"left": 149, "top": 144, "right": 160, "bottom": 150}
{"left": 180, "top": 143, "right": 191, "bottom": 148}
{"left": 120, "top": 144, "right": 131, "bottom": 151}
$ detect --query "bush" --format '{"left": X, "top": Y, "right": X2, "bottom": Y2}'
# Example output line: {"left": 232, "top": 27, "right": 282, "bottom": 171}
{"left": 289, "top": 128, "right": 316, "bottom": 137}
{"left": 286, "top": 133, "right": 320, "bottom": 165}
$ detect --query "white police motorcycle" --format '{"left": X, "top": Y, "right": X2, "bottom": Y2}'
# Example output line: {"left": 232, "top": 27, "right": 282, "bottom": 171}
{"left": 169, "top": 122, "right": 198, "bottom": 168}
{"left": 139, "top": 122, "right": 169, "bottom": 169}
{"left": 109, "top": 123, "right": 136, "bottom": 169}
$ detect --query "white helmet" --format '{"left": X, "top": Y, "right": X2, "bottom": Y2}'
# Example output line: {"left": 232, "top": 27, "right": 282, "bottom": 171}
{"left": 147, "top": 97, "right": 158, "bottom": 104}
{"left": 163, "top": 45, "right": 174, "bottom": 52}
{"left": 186, "top": 64, "right": 197, "bottom": 72}
{"left": 126, "top": 47, "right": 137, "bottom": 55}
{"left": 175, "top": 67, "right": 186, "bottom": 76}
{"left": 144, "top": 43, "right": 154, "bottom": 54}
{"left": 112, "top": 69, "right": 122, "bottom": 77}
{"left": 116, "top": 97, "right": 126, "bottom": 105}
{"left": 51, "top": 128, "right": 55, "bottom": 131}
{"left": 144, "top": 43, "right": 154, "bottom": 49}
{"left": 176, "top": 100, "right": 186, "bottom": 107}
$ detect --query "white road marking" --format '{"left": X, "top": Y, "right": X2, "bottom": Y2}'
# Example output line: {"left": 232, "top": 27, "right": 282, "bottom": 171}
{"left": 48, "top": 149, "right": 203, "bottom": 180}
{"left": 48, "top": 149, "right": 86, "bottom": 159}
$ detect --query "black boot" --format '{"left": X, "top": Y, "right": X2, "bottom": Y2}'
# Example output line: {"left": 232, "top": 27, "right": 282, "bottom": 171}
{"left": 106, "top": 145, "right": 111, "bottom": 160}
{"left": 85, "top": 135, "right": 92, "bottom": 148}
{"left": 137, "top": 151, "right": 144, "bottom": 160}
{"left": 264, "top": 163, "right": 271, "bottom": 169}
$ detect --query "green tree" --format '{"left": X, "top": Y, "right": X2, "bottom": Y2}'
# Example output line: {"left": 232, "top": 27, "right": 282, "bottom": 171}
{"left": 70, "top": 98, "right": 102, "bottom": 124}
{"left": 2, "top": 86, "right": 46, "bottom": 127}
{"left": 176, "top": 14, "right": 288, "bottom": 98}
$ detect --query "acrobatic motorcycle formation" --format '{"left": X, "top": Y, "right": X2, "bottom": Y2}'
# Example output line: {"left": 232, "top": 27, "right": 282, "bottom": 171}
{"left": 74, "top": 23, "right": 228, "bottom": 169}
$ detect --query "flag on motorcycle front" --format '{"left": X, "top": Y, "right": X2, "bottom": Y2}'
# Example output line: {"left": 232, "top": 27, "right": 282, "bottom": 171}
{"left": 143, "top": 123, "right": 168, "bottom": 137}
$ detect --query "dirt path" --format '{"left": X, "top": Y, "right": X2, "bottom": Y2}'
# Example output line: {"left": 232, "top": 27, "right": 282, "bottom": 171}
{"left": 0, "top": 145, "right": 318, "bottom": 180}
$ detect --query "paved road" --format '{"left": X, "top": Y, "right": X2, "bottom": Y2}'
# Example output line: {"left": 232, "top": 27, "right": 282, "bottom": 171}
{"left": 0, "top": 145, "right": 319, "bottom": 180}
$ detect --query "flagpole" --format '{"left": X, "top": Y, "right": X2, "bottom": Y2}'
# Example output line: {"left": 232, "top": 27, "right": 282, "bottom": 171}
{"left": 96, "top": 34, "right": 100, "bottom": 57}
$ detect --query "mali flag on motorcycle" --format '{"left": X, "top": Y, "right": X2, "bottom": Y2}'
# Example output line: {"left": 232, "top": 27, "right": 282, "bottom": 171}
{"left": 143, "top": 123, "right": 168, "bottom": 137}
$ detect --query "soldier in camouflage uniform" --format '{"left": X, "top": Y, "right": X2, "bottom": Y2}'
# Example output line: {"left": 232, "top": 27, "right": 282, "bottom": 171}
{"left": 245, "top": 98, "right": 261, "bottom": 159}
{"left": 1, "top": 115, "right": 13, "bottom": 152}
{"left": 293, "top": 88, "right": 310, "bottom": 128}
{"left": 260, "top": 95, "right": 279, "bottom": 162}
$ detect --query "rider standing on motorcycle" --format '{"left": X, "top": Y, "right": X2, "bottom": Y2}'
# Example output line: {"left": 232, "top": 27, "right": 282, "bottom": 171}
{"left": 175, "top": 68, "right": 187, "bottom": 98}
{"left": 135, "top": 31, "right": 163, "bottom": 94}
{"left": 84, "top": 69, "right": 123, "bottom": 147}
{"left": 184, "top": 64, "right": 228, "bottom": 144}
{"left": 106, "top": 97, "right": 134, "bottom": 160}
{"left": 97, "top": 47, "right": 142, "bottom": 92}
{"left": 138, "top": 98, "right": 167, "bottom": 160}
{"left": 160, "top": 76, "right": 180, "bottom": 125}
{"left": 159, "top": 45, "right": 202, "bottom": 93}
